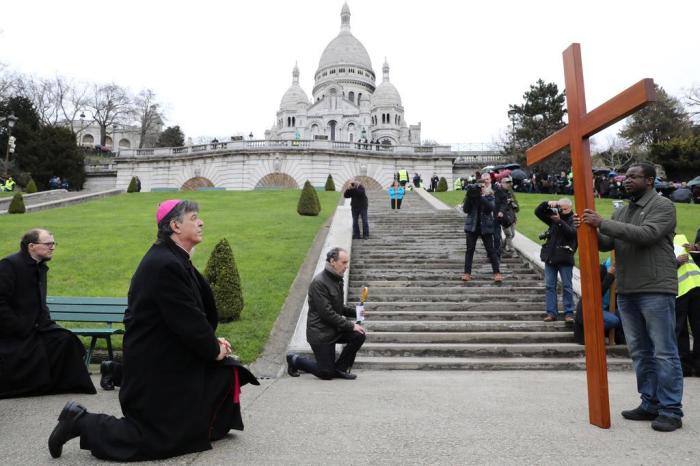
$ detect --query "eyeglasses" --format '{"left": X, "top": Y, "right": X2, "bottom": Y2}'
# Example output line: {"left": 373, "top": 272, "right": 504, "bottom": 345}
{"left": 34, "top": 242, "right": 57, "bottom": 247}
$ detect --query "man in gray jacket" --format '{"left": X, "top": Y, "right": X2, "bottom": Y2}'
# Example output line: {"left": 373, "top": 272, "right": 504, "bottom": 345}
{"left": 286, "top": 247, "right": 366, "bottom": 380}
{"left": 578, "top": 162, "right": 683, "bottom": 432}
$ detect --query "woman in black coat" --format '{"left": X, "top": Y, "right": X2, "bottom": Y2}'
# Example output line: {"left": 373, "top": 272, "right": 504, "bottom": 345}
{"left": 48, "top": 200, "right": 258, "bottom": 461}
{"left": 462, "top": 180, "right": 501, "bottom": 282}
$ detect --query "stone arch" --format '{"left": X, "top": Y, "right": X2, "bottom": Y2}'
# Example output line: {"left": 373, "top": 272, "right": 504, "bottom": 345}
{"left": 181, "top": 176, "right": 215, "bottom": 191}
{"left": 119, "top": 138, "right": 131, "bottom": 148}
{"left": 81, "top": 134, "right": 94, "bottom": 145}
{"left": 255, "top": 172, "right": 299, "bottom": 189}
{"left": 341, "top": 176, "right": 383, "bottom": 192}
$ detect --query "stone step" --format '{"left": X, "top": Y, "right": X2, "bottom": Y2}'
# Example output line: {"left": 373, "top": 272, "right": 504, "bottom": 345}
{"left": 349, "top": 280, "right": 544, "bottom": 288}
{"left": 366, "top": 308, "right": 546, "bottom": 320}
{"left": 366, "top": 320, "right": 570, "bottom": 332}
{"left": 351, "top": 357, "right": 633, "bottom": 371}
{"left": 358, "top": 343, "right": 629, "bottom": 359}
{"left": 354, "top": 293, "right": 543, "bottom": 303}
{"left": 348, "top": 286, "right": 544, "bottom": 297}
{"left": 365, "top": 331, "right": 575, "bottom": 344}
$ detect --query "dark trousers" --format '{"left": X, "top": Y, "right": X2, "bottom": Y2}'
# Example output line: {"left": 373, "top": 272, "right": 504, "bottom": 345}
{"left": 391, "top": 198, "right": 403, "bottom": 209}
{"left": 464, "top": 232, "right": 500, "bottom": 274}
{"left": 294, "top": 331, "right": 366, "bottom": 380}
{"left": 493, "top": 224, "right": 502, "bottom": 256}
{"left": 676, "top": 287, "right": 700, "bottom": 373}
{"left": 352, "top": 207, "right": 369, "bottom": 238}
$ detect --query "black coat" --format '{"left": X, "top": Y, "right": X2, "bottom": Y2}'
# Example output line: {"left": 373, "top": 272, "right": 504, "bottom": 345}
{"left": 535, "top": 201, "right": 577, "bottom": 266}
{"left": 343, "top": 185, "right": 368, "bottom": 210}
{"left": 306, "top": 267, "right": 355, "bottom": 344}
{"left": 462, "top": 192, "right": 497, "bottom": 234}
{"left": 0, "top": 250, "right": 95, "bottom": 398}
{"left": 118, "top": 238, "right": 258, "bottom": 459}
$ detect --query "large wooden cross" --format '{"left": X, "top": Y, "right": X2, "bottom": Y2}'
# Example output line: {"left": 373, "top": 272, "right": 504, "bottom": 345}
{"left": 526, "top": 43, "right": 655, "bottom": 429}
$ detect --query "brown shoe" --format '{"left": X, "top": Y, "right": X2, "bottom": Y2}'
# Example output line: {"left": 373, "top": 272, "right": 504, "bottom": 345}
{"left": 564, "top": 315, "right": 574, "bottom": 323}
{"left": 543, "top": 314, "right": 557, "bottom": 322}
{"left": 494, "top": 273, "right": 503, "bottom": 283}
{"left": 461, "top": 273, "right": 471, "bottom": 282}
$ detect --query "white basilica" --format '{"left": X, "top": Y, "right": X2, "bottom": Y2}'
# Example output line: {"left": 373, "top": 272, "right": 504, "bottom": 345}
{"left": 266, "top": 3, "right": 421, "bottom": 146}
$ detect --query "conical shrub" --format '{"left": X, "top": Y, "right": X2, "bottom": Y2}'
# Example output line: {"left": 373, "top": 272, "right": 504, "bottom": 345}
{"left": 25, "top": 178, "right": 38, "bottom": 194}
{"left": 204, "top": 238, "right": 244, "bottom": 322}
{"left": 324, "top": 174, "right": 335, "bottom": 191}
{"left": 8, "top": 192, "right": 26, "bottom": 214}
{"left": 127, "top": 176, "right": 140, "bottom": 193}
{"left": 437, "top": 177, "right": 448, "bottom": 192}
{"left": 297, "top": 180, "right": 321, "bottom": 216}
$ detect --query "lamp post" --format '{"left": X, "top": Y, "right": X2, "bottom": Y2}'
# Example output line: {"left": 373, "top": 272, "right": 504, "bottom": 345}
{"left": 248, "top": 132, "right": 254, "bottom": 140}
{"left": 507, "top": 109, "right": 517, "bottom": 156}
{"left": 2, "top": 113, "right": 18, "bottom": 177}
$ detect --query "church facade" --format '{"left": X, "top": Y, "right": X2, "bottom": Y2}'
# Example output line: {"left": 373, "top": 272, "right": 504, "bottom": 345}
{"left": 266, "top": 3, "right": 421, "bottom": 146}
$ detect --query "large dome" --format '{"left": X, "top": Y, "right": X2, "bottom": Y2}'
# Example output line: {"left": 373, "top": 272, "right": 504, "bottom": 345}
{"left": 280, "top": 64, "right": 309, "bottom": 110}
{"left": 372, "top": 82, "right": 402, "bottom": 107}
{"left": 318, "top": 32, "right": 372, "bottom": 70}
{"left": 317, "top": 3, "right": 372, "bottom": 71}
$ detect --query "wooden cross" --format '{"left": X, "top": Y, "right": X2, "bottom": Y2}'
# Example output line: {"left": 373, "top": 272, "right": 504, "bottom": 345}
{"left": 526, "top": 43, "right": 656, "bottom": 429}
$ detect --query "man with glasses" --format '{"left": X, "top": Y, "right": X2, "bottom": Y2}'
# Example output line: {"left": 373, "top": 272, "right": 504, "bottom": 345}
{"left": 0, "top": 228, "right": 96, "bottom": 399}
{"left": 576, "top": 162, "right": 684, "bottom": 432}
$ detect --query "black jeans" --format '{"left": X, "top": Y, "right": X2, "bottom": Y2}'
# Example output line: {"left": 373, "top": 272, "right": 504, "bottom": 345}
{"left": 352, "top": 207, "right": 369, "bottom": 238}
{"left": 390, "top": 198, "right": 403, "bottom": 209}
{"left": 676, "top": 287, "right": 700, "bottom": 373}
{"left": 294, "top": 331, "right": 366, "bottom": 380}
{"left": 464, "top": 232, "right": 500, "bottom": 274}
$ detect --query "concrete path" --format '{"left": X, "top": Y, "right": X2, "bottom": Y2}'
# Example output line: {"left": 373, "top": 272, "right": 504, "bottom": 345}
{"left": 2, "top": 371, "right": 698, "bottom": 465}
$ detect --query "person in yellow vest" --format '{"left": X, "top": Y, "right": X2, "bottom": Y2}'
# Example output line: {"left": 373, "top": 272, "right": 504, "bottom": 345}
{"left": 674, "top": 233, "right": 700, "bottom": 377}
{"left": 4, "top": 177, "right": 16, "bottom": 192}
{"left": 398, "top": 169, "right": 409, "bottom": 187}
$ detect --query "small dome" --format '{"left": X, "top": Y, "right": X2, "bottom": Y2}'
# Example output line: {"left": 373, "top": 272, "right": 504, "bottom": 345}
{"left": 372, "top": 58, "right": 401, "bottom": 107}
{"left": 280, "top": 63, "right": 309, "bottom": 110}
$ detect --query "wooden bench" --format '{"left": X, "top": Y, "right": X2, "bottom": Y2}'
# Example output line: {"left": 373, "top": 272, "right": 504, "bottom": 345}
{"left": 47, "top": 296, "right": 127, "bottom": 365}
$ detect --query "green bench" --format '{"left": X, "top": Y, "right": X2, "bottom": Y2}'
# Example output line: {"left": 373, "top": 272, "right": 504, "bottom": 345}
{"left": 47, "top": 296, "right": 127, "bottom": 365}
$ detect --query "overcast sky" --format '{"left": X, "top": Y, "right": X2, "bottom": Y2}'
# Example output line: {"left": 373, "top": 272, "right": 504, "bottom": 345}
{"left": 1, "top": 0, "right": 698, "bottom": 148}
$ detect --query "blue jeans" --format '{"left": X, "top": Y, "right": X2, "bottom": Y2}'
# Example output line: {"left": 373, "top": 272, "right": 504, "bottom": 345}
{"left": 602, "top": 311, "right": 621, "bottom": 331}
{"left": 617, "top": 293, "right": 683, "bottom": 419}
{"left": 544, "top": 263, "right": 573, "bottom": 316}
{"left": 351, "top": 207, "right": 369, "bottom": 239}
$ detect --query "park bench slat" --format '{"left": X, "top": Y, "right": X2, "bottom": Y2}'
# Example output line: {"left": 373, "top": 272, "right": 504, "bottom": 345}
{"left": 47, "top": 296, "right": 127, "bottom": 365}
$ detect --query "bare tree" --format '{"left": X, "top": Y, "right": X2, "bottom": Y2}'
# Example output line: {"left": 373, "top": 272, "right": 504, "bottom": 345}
{"left": 685, "top": 84, "right": 700, "bottom": 121}
{"left": 14, "top": 74, "right": 62, "bottom": 126}
{"left": 86, "top": 83, "right": 134, "bottom": 146}
{"left": 592, "top": 135, "right": 636, "bottom": 170}
{"left": 134, "top": 89, "right": 163, "bottom": 148}
{"left": 54, "top": 76, "right": 92, "bottom": 134}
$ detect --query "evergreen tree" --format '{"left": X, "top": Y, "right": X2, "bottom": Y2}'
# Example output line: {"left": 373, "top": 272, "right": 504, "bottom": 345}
{"left": 297, "top": 180, "right": 321, "bottom": 216}
{"left": 21, "top": 125, "right": 84, "bottom": 190}
{"left": 25, "top": 178, "right": 38, "bottom": 193}
{"left": 127, "top": 176, "right": 140, "bottom": 193}
{"left": 8, "top": 192, "right": 25, "bottom": 214}
{"left": 437, "top": 177, "right": 448, "bottom": 192}
{"left": 204, "top": 238, "right": 244, "bottom": 322}
{"left": 156, "top": 125, "right": 185, "bottom": 147}
{"left": 324, "top": 174, "right": 335, "bottom": 191}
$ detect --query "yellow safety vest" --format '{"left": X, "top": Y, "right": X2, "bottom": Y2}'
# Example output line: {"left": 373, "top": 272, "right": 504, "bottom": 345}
{"left": 398, "top": 170, "right": 409, "bottom": 182}
{"left": 674, "top": 234, "right": 700, "bottom": 298}
{"left": 5, "top": 179, "right": 15, "bottom": 191}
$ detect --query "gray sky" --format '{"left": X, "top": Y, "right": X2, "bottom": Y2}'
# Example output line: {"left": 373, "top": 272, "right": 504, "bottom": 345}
{"left": 1, "top": 0, "right": 698, "bottom": 148}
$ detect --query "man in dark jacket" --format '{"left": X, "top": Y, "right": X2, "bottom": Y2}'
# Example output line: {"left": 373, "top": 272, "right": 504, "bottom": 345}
{"left": 462, "top": 179, "right": 502, "bottom": 282}
{"left": 344, "top": 179, "right": 369, "bottom": 239}
{"left": 495, "top": 176, "right": 519, "bottom": 256}
{"left": 0, "top": 229, "right": 96, "bottom": 399}
{"left": 47, "top": 200, "right": 259, "bottom": 461}
{"left": 535, "top": 198, "right": 577, "bottom": 322}
{"left": 578, "top": 162, "right": 683, "bottom": 432}
{"left": 286, "top": 247, "right": 366, "bottom": 380}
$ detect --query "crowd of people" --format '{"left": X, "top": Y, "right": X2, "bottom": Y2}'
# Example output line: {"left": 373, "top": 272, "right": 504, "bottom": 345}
{"left": 48, "top": 175, "right": 70, "bottom": 190}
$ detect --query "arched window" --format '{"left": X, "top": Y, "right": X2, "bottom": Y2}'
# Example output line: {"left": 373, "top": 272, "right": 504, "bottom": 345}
{"left": 287, "top": 117, "right": 291, "bottom": 127}
{"left": 119, "top": 138, "right": 131, "bottom": 149}
{"left": 311, "top": 124, "right": 319, "bottom": 136}
{"left": 81, "top": 134, "right": 94, "bottom": 145}
{"left": 348, "top": 91, "right": 355, "bottom": 102}
{"left": 382, "top": 114, "right": 385, "bottom": 124}
{"left": 292, "top": 116, "right": 296, "bottom": 127}
{"left": 358, "top": 93, "right": 362, "bottom": 104}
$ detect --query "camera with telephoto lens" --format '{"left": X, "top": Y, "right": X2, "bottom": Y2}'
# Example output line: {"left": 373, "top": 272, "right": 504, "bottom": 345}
{"left": 466, "top": 183, "right": 482, "bottom": 197}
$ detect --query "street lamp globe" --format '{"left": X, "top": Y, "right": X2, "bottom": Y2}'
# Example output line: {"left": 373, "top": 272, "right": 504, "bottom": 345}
{"left": 7, "top": 113, "right": 18, "bottom": 129}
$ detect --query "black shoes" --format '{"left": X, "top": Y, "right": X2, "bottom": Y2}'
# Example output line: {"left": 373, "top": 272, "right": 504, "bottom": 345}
{"left": 651, "top": 415, "right": 683, "bottom": 432}
{"left": 334, "top": 369, "right": 357, "bottom": 380}
{"left": 621, "top": 405, "right": 658, "bottom": 421}
{"left": 48, "top": 401, "right": 87, "bottom": 458}
{"left": 286, "top": 353, "right": 300, "bottom": 377}
{"left": 100, "top": 361, "right": 115, "bottom": 391}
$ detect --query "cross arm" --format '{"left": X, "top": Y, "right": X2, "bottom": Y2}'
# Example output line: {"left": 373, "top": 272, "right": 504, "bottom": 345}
{"left": 580, "top": 79, "right": 655, "bottom": 138}
{"left": 526, "top": 127, "right": 570, "bottom": 165}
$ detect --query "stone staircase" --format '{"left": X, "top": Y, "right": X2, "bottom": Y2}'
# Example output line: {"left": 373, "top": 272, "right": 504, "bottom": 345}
{"left": 348, "top": 190, "right": 631, "bottom": 370}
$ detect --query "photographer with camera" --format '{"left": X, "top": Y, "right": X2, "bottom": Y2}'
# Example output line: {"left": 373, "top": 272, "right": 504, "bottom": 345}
{"left": 495, "top": 176, "right": 519, "bottom": 256}
{"left": 535, "top": 198, "right": 577, "bottom": 322}
{"left": 344, "top": 178, "right": 369, "bottom": 239}
{"left": 462, "top": 178, "right": 502, "bottom": 283}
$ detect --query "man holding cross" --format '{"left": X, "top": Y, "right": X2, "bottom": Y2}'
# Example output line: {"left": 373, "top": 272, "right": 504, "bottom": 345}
{"left": 577, "top": 162, "right": 684, "bottom": 432}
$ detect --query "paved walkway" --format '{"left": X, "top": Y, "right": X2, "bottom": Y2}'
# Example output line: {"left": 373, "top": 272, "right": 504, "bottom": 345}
{"left": 1, "top": 370, "right": 698, "bottom": 464}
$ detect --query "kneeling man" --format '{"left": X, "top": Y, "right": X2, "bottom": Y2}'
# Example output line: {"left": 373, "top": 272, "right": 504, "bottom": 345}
{"left": 0, "top": 229, "right": 96, "bottom": 399}
{"left": 47, "top": 200, "right": 258, "bottom": 461}
{"left": 287, "top": 247, "right": 366, "bottom": 380}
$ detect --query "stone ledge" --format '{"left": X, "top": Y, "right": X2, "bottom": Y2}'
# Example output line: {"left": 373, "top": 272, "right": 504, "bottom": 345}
{"left": 0, "top": 189, "right": 124, "bottom": 215}
{"left": 414, "top": 187, "right": 453, "bottom": 210}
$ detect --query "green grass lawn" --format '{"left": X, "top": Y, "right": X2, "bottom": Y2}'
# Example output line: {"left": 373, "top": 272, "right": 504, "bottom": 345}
{"left": 433, "top": 191, "right": 699, "bottom": 263}
{"left": 0, "top": 190, "right": 340, "bottom": 362}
